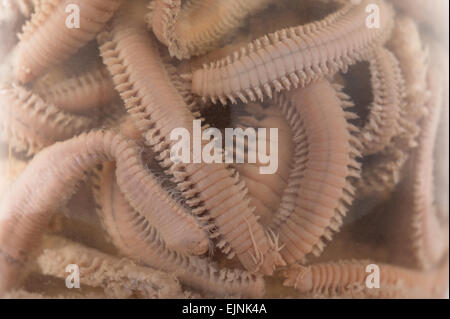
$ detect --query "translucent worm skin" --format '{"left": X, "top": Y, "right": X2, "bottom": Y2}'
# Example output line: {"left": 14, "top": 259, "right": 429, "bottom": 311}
{"left": 98, "top": 9, "right": 284, "bottom": 274}
{"left": 37, "top": 235, "right": 184, "bottom": 298}
{"left": 0, "top": 85, "right": 95, "bottom": 156}
{"left": 282, "top": 259, "right": 449, "bottom": 298}
{"left": 14, "top": 0, "right": 124, "bottom": 83}
{"left": 272, "top": 80, "right": 361, "bottom": 265}
{"left": 0, "top": 130, "right": 207, "bottom": 295}
{"left": 191, "top": 0, "right": 395, "bottom": 104}
{"left": 359, "top": 47, "right": 406, "bottom": 156}
{"left": 36, "top": 67, "right": 118, "bottom": 115}
{"left": 149, "top": 0, "right": 272, "bottom": 59}
{"left": 96, "top": 162, "right": 265, "bottom": 297}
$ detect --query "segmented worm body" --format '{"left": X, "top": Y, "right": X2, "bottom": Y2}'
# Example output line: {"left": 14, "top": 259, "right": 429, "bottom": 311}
{"left": 94, "top": 161, "right": 209, "bottom": 256}
{"left": 179, "top": 33, "right": 253, "bottom": 76}
{"left": 0, "top": 0, "right": 447, "bottom": 300}
{"left": 271, "top": 80, "right": 361, "bottom": 265}
{"left": 95, "top": 164, "right": 264, "bottom": 297}
{"left": 396, "top": 61, "right": 449, "bottom": 269}
{"left": 98, "top": 9, "right": 284, "bottom": 274}
{"left": 270, "top": 93, "right": 309, "bottom": 234}
{"left": 359, "top": 47, "right": 406, "bottom": 156}
{"left": 232, "top": 104, "right": 293, "bottom": 226}
{"left": 149, "top": 0, "right": 272, "bottom": 59}
{"left": 191, "top": 0, "right": 395, "bottom": 104}
{"left": 19, "top": 0, "right": 60, "bottom": 39}
{"left": 356, "top": 146, "right": 408, "bottom": 197}
{"left": 37, "top": 235, "right": 184, "bottom": 298}
{"left": 0, "top": 85, "right": 95, "bottom": 156}
{"left": 36, "top": 67, "right": 118, "bottom": 115}
{"left": 0, "top": 130, "right": 208, "bottom": 295}
{"left": 282, "top": 259, "right": 449, "bottom": 298}
{"left": 355, "top": 22, "right": 427, "bottom": 196}
{"left": 355, "top": 15, "right": 430, "bottom": 196}
{"left": 95, "top": 161, "right": 265, "bottom": 297}
{"left": 387, "top": 15, "right": 428, "bottom": 142}
{"left": 14, "top": 0, "right": 124, "bottom": 83}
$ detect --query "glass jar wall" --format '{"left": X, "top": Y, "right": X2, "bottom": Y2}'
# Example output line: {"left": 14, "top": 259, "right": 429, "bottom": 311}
{"left": 0, "top": 0, "right": 448, "bottom": 299}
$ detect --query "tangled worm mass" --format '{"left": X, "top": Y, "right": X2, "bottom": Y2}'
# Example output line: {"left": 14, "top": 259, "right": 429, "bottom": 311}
{"left": 0, "top": 0, "right": 448, "bottom": 298}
